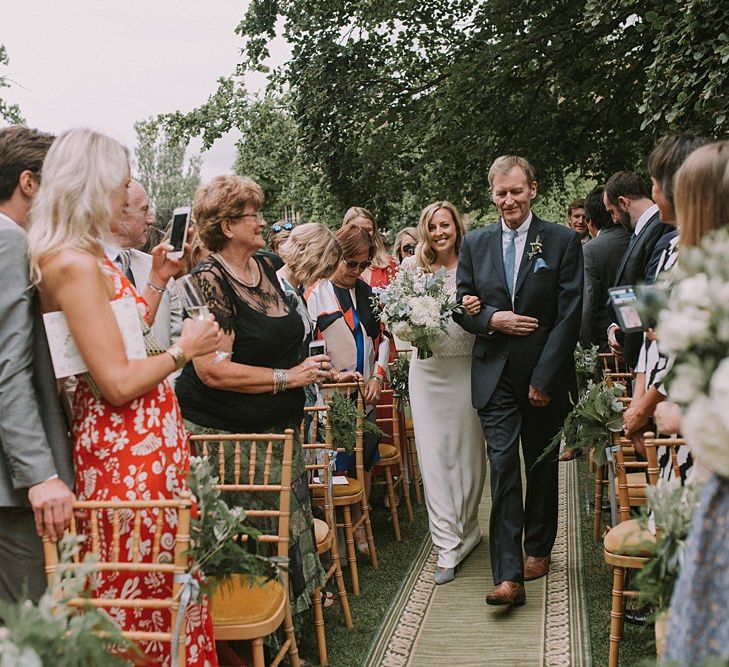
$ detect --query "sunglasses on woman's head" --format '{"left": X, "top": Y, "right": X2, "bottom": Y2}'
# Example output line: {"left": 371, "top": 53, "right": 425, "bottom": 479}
{"left": 270, "top": 222, "right": 295, "bottom": 234}
{"left": 402, "top": 243, "right": 416, "bottom": 255}
{"left": 343, "top": 258, "right": 371, "bottom": 271}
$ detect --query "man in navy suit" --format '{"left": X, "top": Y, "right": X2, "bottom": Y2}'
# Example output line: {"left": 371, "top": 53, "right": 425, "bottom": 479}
{"left": 455, "top": 156, "right": 583, "bottom": 607}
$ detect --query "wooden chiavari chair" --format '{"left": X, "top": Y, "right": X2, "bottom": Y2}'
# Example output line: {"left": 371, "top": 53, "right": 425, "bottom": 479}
{"left": 42, "top": 493, "right": 194, "bottom": 667}
{"left": 603, "top": 431, "right": 686, "bottom": 667}
{"left": 189, "top": 429, "right": 299, "bottom": 667}
{"left": 372, "top": 387, "right": 414, "bottom": 540}
{"left": 301, "top": 404, "right": 354, "bottom": 667}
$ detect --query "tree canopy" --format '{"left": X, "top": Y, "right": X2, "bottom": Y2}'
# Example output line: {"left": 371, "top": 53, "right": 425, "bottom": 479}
{"left": 162, "top": 0, "right": 728, "bottom": 227}
{"left": 0, "top": 45, "right": 23, "bottom": 124}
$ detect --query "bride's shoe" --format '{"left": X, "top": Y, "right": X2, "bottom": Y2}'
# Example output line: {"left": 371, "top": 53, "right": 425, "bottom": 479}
{"left": 433, "top": 566, "right": 455, "bottom": 585}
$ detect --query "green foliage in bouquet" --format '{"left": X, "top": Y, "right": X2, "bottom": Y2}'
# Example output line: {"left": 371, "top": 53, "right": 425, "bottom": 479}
{"left": 389, "top": 355, "right": 410, "bottom": 403}
{"left": 635, "top": 481, "right": 703, "bottom": 612}
{"left": 574, "top": 343, "right": 600, "bottom": 396}
{"left": 0, "top": 535, "right": 139, "bottom": 666}
{"left": 186, "top": 456, "right": 276, "bottom": 595}
{"left": 328, "top": 390, "right": 384, "bottom": 454}
{"left": 535, "top": 381, "right": 626, "bottom": 468}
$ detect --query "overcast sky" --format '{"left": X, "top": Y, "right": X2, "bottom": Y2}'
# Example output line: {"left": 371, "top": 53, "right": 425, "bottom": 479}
{"left": 2, "top": 1, "right": 286, "bottom": 179}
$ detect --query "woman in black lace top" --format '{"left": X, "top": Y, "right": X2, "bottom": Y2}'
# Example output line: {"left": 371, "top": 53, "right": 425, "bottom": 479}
{"left": 175, "top": 175, "right": 328, "bottom": 616}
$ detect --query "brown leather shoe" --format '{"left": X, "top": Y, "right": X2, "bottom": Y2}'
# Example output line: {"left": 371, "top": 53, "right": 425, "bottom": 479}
{"left": 485, "top": 581, "right": 526, "bottom": 607}
{"left": 524, "top": 555, "right": 551, "bottom": 581}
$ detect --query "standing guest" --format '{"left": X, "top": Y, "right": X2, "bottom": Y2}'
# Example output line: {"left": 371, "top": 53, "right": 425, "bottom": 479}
{"left": 307, "top": 224, "right": 390, "bottom": 554}
{"left": 622, "top": 135, "right": 708, "bottom": 468}
{"left": 0, "top": 126, "right": 74, "bottom": 605}
{"left": 579, "top": 186, "right": 631, "bottom": 351}
{"left": 663, "top": 141, "right": 729, "bottom": 664}
{"left": 174, "top": 175, "right": 328, "bottom": 615}
{"left": 341, "top": 206, "right": 398, "bottom": 288}
{"left": 268, "top": 219, "right": 294, "bottom": 255}
{"left": 567, "top": 199, "right": 589, "bottom": 244}
{"left": 106, "top": 179, "right": 182, "bottom": 350}
{"left": 455, "top": 155, "right": 582, "bottom": 607}
{"left": 604, "top": 171, "right": 673, "bottom": 368}
{"left": 27, "top": 128, "right": 220, "bottom": 665}
{"left": 403, "top": 201, "right": 486, "bottom": 585}
{"left": 392, "top": 226, "right": 419, "bottom": 264}
{"left": 141, "top": 222, "right": 163, "bottom": 254}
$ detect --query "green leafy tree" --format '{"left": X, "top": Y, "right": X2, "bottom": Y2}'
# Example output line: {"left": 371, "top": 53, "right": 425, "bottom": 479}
{"left": 134, "top": 118, "right": 202, "bottom": 229}
{"left": 0, "top": 44, "right": 24, "bottom": 124}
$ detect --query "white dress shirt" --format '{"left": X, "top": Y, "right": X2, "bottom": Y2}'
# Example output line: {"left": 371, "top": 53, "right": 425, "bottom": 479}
{"left": 501, "top": 213, "right": 532, "bottom": 298}
{"left": 633, "top": 203, "right": 659, "bottom": 237}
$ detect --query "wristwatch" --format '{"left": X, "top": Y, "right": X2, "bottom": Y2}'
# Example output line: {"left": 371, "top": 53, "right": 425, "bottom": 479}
{"left": 166, "top": 345, "right": 187, "bottom": 371}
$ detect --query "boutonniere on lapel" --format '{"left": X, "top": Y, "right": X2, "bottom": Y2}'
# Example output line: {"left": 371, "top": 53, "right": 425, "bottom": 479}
{"left": 527, "top": 234, "right": 543, "bottom": 261}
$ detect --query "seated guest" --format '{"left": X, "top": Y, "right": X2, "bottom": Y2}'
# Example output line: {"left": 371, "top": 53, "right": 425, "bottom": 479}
{"left": 0, "top": 125, "right": 74, "bottom": 605}
{"left": 27, "top": 128, "right": 219, "bottom": 665}
{"left": 174, "top": 175, "right": 328, "bottom": 615}
{"left": 341, "top": 206, "right": 397, "bottom": 288}
{"left": 306, "top": 224, "right": 390, "bottom": 554}
{"left": 392, "top": 226, "right": 419, "bottom": 264}
{"left": 579, "top": 186, "right": 631, "bottom": 351}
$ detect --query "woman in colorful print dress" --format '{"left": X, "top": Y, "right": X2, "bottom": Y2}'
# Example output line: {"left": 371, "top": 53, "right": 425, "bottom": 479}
{"left": 27, "top": 128, "right": 220, "bottom": 666}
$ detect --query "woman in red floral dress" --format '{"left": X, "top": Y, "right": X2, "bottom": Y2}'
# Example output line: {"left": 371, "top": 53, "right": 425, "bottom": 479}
{"left": 28, "top": 128, "right": 221, "bottom": 666}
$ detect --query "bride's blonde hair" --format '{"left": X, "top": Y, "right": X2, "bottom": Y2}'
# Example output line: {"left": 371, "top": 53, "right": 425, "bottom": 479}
{"left": 415, "top": 201, "right": 465, "bottom": 272}
{"left": 27, "top": 128, "right": 129, "bottom": 284}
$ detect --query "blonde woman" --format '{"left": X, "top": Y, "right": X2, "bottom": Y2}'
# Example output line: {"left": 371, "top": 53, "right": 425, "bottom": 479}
{"left": 403, "top": 201, "right": 486, "bottom": 585}
{"left": 27, "top": 128, "right": 220, "bottom": 666}
{"left": 392, "top": 225, "right": 419, "bottom": 264}
{"left": 341, "top": 206, "right": 397, "bottom": 287}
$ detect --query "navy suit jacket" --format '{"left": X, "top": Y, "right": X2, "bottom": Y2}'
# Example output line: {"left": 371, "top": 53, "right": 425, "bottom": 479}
{"left": 454, "top": 215, "right": 583, "bottom": 410}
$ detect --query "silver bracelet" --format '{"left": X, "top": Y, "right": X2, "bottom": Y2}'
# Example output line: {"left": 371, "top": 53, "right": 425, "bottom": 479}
{"left": 147, "top": 279, "right": 166, "bottom": 294}
{"left": 272, "top": 368, "right": 288, "bottom": 394}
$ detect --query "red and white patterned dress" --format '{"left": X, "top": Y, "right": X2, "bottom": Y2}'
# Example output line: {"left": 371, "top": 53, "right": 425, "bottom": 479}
{"left": 72, "top": 260, "right": 217, "bottom": 666}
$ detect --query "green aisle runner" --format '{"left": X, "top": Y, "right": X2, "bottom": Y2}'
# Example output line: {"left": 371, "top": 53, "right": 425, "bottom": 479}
{"left": 365, "top": 462, "right": 591, "bottom": 667}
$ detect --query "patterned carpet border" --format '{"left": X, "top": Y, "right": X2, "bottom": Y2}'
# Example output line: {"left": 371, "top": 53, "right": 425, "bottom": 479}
{"left": 543, "top": 461, "right": 593, "bottom": 666}
{"left": 362, "top": 532, "right": 437, "bottom": 667}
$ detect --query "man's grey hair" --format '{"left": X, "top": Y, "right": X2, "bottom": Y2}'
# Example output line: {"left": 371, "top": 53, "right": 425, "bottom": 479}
{"left": 488, "top": 155, "right": 537, "bottom": 188}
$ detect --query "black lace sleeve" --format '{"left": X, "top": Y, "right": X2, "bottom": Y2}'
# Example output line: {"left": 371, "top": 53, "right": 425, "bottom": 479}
{"left": 190, "top": 260, "right": 236, "bottom": 334}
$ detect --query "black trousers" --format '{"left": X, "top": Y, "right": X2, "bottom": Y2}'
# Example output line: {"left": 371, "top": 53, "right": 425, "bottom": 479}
{"left": 477, "top": 368, "right": 568, "bottom": 585}
{"left": 0, "top": 506, "right": 47, "bottom": 606}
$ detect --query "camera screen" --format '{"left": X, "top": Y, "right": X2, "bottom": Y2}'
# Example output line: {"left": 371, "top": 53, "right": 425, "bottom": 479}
{"left": 170, "top": 212, "right": 188, "bottom": 251}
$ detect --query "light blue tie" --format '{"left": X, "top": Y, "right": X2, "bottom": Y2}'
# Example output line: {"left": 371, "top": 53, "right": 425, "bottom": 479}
{"left": 504, "top": 229, "right": 518, "bottom": 296}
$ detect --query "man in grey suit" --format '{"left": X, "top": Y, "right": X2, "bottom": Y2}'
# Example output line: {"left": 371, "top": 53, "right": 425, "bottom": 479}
{"left": 0, "top": 126, "right": 75, "bottom": 603}
{"left": 105, "top": 180, "right": 182, "bottom": 351}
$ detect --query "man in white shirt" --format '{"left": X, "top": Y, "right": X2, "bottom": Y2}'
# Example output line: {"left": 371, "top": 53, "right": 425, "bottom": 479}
{"left": 0, "top": 126, "right": 75, "bottom": 603}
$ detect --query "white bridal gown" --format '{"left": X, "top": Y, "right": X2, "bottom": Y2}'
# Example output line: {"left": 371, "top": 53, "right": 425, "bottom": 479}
{"left": 407, "top": 265, "right": 487, "bottom": 569}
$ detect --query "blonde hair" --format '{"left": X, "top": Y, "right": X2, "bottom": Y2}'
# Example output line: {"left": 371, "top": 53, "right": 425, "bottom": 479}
{"left": 194, "top": 175, "right": 264, "bottom": 252}
{"left": 415, "top": 201, "right": 466, "bottom": 272}
{"left": 675, "top": 141, "right": 729, "bottom": 248}
{"left": 278, "top": 222, "right": 342, "bottom": 287}
{"left": 341, "top": 206, "right": 390, "bottom": 268}
{"left": 392, "top": 226, "right": 420, "bottom": 262}
{"left": 27, "top": 128, "right": 130, "bottom": 284}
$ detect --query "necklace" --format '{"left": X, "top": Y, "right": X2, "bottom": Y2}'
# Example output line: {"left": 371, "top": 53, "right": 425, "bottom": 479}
{"left": 213, "top": 252, "right": 260, "bottom": 287}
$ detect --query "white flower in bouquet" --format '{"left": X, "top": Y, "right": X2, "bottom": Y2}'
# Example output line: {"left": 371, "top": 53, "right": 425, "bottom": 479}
{"left": 668, "top": 362, "right": 706, "bottom": 405}
{"left": 657, "top": 305, "right": 712, "bottom": 356}
{"left": 392, "top": 321, "right": 414, "bottom": 340}
{"left": 682, "top": 394, "right": 729, "bottom": 478}
{"left": 409, "top": 295, "right": 441, "bottom": 328}
{"left": 709, "top": 357, "right": 729, "bottom": 433}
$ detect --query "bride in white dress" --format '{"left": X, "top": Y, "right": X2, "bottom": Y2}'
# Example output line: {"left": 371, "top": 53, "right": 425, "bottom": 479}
{"left": 403, "top": 201, "right": 487, "bottom": 585}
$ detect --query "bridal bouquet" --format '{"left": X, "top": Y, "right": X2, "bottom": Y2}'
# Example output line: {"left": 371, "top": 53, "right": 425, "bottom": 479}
{"left": 372, "top": 267, "right": 462, "bottom": 359}
{"left": 654, "top": 227, "right": 729, "bottom": 477}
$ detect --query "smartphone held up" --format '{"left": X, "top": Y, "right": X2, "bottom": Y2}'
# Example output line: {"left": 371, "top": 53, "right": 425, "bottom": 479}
{"left": 167, "top": 206, "right": 191, "bottom": 260}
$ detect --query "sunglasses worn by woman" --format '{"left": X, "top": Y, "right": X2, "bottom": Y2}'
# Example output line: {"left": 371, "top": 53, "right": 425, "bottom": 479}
{"left": 271, "top": 222, "right": 295, "bottom": 234}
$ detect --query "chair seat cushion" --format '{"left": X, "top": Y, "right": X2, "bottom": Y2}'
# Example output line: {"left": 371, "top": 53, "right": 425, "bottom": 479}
{"left": 212, "top": 575, "right": 284, "bottom": 625}
{"left": 313, "top": 518, "right": 331, "bottom": 545}
{"left": 627, "top": 472, "right": 647, "bottom": 500}
{"left": 604, "top": 519, "right": 657, "bottom": 557}
{"left": 378, "top": 443, "right": 398, "bottom": 460}
{"left": 312, "top": 475, "right": 363, "bottom": 498}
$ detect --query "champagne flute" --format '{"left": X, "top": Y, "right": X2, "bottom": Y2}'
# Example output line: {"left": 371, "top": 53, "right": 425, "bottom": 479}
{"left": 175, "top": 274, "right": 229, "bottom": 363}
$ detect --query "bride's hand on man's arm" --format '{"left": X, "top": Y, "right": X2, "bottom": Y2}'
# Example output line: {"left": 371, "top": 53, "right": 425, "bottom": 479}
{"left": 462, "top": 295, "right": 482, "bottom": 315}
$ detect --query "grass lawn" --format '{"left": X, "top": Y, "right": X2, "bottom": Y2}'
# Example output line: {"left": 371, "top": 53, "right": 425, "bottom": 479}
{"left": 576, "top": 459, "right": 656, "bottom": 666}
{"left": 296, "top": 489, "right": 430, "bottom": 667}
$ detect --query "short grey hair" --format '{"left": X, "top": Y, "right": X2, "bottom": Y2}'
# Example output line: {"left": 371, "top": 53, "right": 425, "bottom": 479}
{"left": 488, "top": 155, "right": 537, "bottom": 188}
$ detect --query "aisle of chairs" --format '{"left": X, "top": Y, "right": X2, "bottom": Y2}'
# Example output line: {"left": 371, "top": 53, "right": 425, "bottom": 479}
{"left": 42, "top": 354, "right": 422, "bottom": 667}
